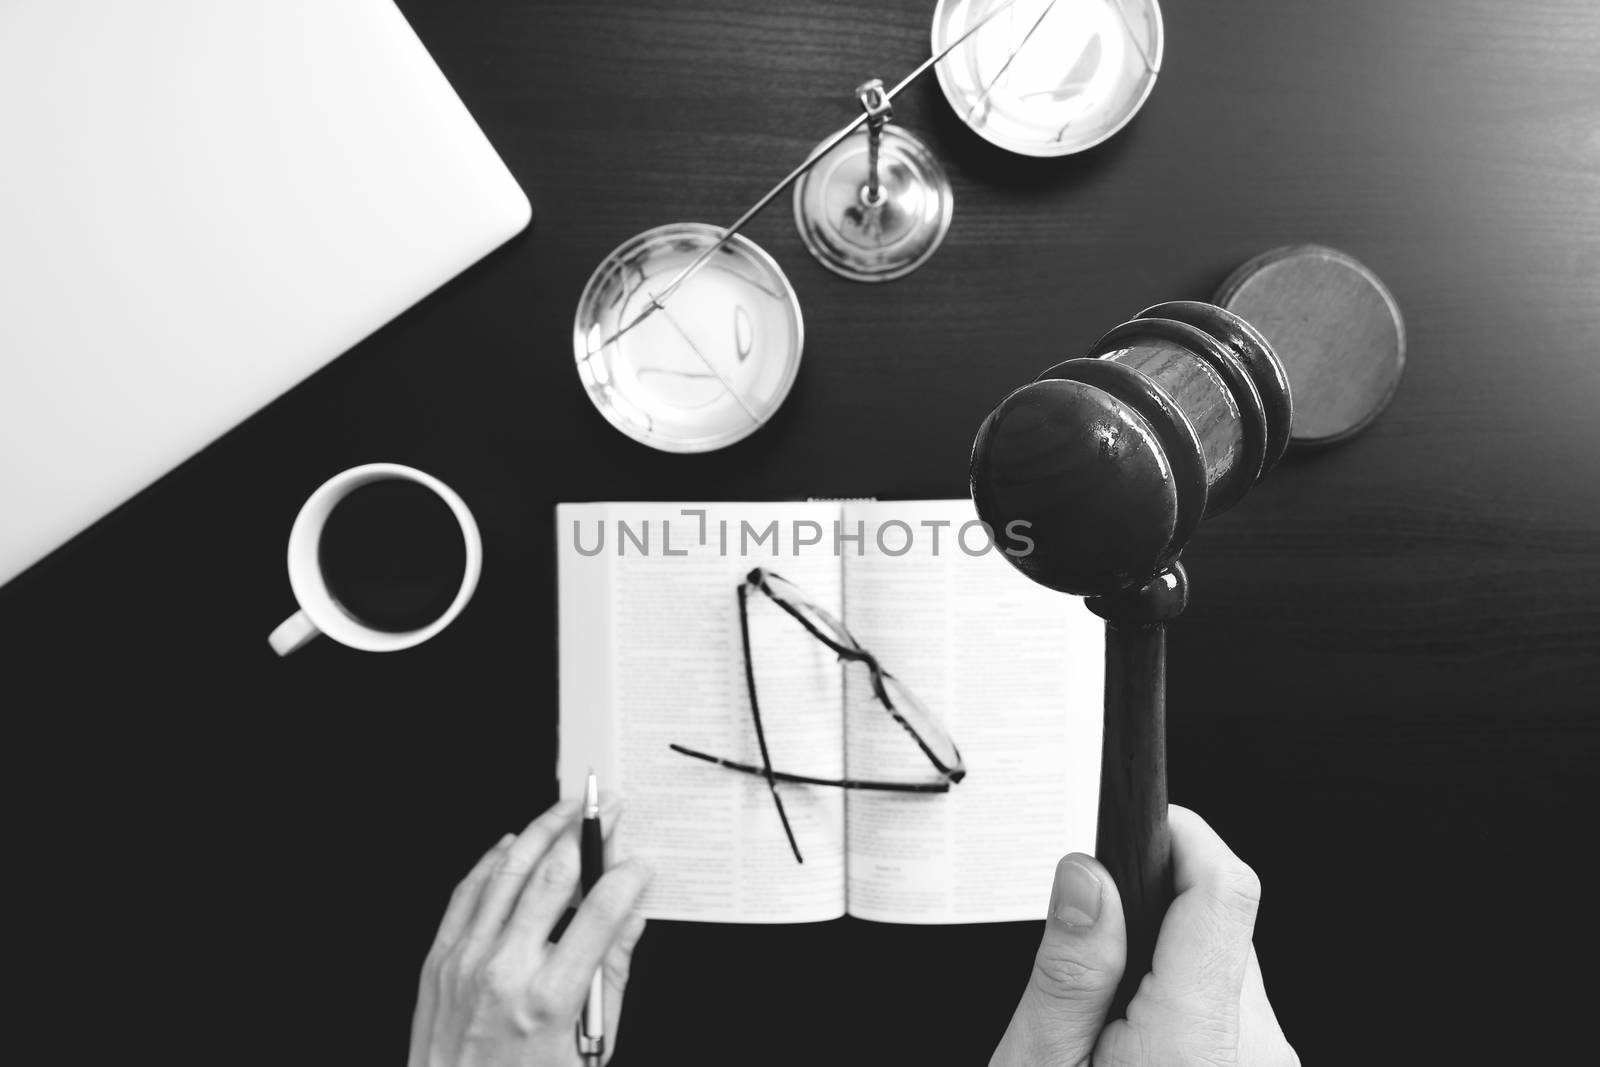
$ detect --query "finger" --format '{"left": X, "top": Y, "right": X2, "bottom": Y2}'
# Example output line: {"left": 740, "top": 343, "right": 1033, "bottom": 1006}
{"left": 600, "top": 797, "right": 624, "bottom": 863}
{"left": 412, "top": 833, "right": 512, "bottom": 1067}
{"left": 535, "top": 859, "right": 654, "bottom": 1019}
{"left": 601, "top": 911, "right": 648, "bottom": 1064}
{"left": 466, "top": 800, "right": 580, "bottom": 944}
{"left": 1154, "top": 805, "right": 1262, "bottom": 1002}
{"left": 502, "top": 824, "right": 583, "bottom": 949}
{"left": 990, "top": 854, "right": 1127, "bottom": 1067}
{"left": 545, "top": 800, "right": 627, "bottom": 945}
{"left": 432, "top": 833, "right": 515, "bottom": 952}
{"left": 1244, "top": 945, "right": 1269, "bottom": 1012}
{"left": 1238, "top": 945, "right": 1299, "bottom": 1066}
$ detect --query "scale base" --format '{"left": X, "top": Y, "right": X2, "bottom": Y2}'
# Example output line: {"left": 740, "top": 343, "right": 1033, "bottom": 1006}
{"left": 793, "top": 126, "right": 953, "bottom": 283}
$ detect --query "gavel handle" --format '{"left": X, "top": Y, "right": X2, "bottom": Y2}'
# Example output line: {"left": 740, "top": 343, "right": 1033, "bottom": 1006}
{"left": 1096, "top": 618, "right": 1174, "bottom": 1020}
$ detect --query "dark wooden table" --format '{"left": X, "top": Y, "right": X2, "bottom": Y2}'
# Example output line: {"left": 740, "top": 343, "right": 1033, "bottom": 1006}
{"left": 6, "top": 1, "right": 1598, "bottom": 1062}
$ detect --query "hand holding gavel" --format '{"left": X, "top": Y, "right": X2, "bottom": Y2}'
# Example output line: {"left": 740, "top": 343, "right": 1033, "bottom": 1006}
{"left": 970, "top": 299, "right": 1294, "bottom": 1016}
{"left": 971, "top": 244, "right": 1402, "bottom": 1022}
{"left": 989, "top": 806, "right": 1299, "bottom": 1067}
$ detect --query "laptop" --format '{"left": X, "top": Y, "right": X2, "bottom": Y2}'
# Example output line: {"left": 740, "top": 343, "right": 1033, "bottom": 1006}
{"left": 0, "top": 0, "right": 532, "bottom": 588}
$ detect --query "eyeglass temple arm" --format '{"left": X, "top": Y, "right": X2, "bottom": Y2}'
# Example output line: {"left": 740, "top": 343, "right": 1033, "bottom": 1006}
{"left": 737, "top": 586, "right": 805, "bottom": 863}
{"left": 669, "top": 745, "right": 952, "bottom": 793}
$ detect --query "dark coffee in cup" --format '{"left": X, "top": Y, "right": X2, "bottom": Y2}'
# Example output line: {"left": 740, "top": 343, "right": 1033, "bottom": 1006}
{"left": 317, "top": 477, "right": 467, "bottom": 632}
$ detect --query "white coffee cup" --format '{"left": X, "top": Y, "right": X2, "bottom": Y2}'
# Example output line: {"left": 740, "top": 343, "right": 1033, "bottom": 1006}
{"left": 269, "top": 463, "right": 482, "bottom": 656}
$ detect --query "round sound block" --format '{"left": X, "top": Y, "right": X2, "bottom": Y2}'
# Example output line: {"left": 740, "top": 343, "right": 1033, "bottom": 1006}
{"left": 1215, "top": 245, "right": 1404, "bottom": 447}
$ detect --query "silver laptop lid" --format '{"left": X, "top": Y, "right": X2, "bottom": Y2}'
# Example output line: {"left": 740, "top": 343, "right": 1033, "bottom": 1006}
{"left": 0, "top": 0, "right": 531, "bottom": 586}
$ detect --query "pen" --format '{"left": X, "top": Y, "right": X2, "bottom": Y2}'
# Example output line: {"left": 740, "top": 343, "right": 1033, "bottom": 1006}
{"left": 577, "top": 770, "right": 605, "bottom": 1066}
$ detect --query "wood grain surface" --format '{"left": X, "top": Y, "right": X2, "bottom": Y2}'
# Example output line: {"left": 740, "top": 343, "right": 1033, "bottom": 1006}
{"left": 2, "top": 1, "right": 1598, "bottom": 1063}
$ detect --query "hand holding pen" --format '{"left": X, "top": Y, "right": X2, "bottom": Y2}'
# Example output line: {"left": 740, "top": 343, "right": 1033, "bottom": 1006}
{"left": 407, "top": 789, "right": 651, "bottom": 1067}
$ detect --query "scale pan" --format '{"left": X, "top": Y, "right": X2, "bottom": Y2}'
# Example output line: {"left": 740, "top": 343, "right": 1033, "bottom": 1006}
{"left": 573, "top": 223, "right": 803, "bottom": 453}
{"left": 932, "top": 0, "right": 1164, "bottom": 157}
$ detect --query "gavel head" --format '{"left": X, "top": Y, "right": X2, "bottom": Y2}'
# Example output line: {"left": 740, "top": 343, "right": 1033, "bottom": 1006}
{"left": 970, "top": 301, "right": 1293, "bottom": 598}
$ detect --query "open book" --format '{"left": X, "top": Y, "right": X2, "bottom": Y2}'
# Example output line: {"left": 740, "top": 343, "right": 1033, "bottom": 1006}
{"left": 557, "top": 500, "right": 1103, "bottom": 924}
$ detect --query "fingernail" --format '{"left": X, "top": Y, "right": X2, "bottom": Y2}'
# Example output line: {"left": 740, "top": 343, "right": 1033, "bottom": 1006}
{"left": 1052, "top": 858, "right": 1102, "bottom": 928}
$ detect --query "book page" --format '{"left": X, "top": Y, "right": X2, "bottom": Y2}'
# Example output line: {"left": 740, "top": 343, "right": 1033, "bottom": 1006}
{"left": 840, "top": 500, "right": 1103, "bottom": 923}
{"left": 557, "top": 502, "right": 847, "bottom": 923}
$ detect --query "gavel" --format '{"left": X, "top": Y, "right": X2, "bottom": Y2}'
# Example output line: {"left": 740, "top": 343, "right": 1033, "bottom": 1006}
{"left": 970, "top": 245, "right": 1402, "bottom": 1015}
{"left": 969, "top": 299, "right": 1293, "bottom": 1017}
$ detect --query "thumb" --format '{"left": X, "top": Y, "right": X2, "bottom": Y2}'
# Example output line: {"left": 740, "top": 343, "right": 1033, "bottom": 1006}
{"left": 991, "top": 854, "right": 1127, "bottom": 1067}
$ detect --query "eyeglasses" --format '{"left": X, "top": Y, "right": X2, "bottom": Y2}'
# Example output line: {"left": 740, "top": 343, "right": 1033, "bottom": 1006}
{"left": 671, "top": 567, "right": 966, "bottom": 863}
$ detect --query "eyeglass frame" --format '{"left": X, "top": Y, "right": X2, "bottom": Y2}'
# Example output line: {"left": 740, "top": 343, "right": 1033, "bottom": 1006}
{"left": 670, "top": 566, "right": 966, "bottom": 863}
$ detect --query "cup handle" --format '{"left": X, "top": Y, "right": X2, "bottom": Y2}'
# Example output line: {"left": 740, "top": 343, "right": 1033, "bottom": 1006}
{"left": 269, "top": 609, "right": 320, "bottom": 657}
